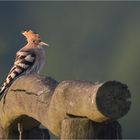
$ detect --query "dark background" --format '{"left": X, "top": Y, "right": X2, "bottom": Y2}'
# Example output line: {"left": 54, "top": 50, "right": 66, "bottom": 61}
{"left": 0, "top": 1, "right": 139, "bottom": 138}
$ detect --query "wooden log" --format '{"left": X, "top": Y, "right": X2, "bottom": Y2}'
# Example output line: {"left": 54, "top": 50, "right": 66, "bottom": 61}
{"left": 60, "top": 118, "right": 122, "bottom": 139}
{"left": 0, "top": 75, "right": 131, "bottom": 138}
{"left": 0, "top": 126, "right": 5, "bottom": 139}
{"left": 48, "top": 80, "right": 131, "bottom": 135}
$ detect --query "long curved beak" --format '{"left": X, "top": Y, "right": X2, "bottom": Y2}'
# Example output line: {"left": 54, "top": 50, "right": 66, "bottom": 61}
{"left": 39, "top": 41, "right": 49, "bottom": 47}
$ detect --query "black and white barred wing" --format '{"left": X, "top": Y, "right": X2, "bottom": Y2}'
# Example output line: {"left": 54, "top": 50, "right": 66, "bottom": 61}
{"left": 0, "top": 51, "right": 35, "bottom": 95}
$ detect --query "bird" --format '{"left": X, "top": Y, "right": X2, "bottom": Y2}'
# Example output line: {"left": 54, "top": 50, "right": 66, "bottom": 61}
{"left": 0, "top": 29, "right": 49, "bottom": 100}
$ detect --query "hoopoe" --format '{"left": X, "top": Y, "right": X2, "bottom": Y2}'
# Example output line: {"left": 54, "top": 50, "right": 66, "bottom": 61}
{"left": 0, "top": 30, "right": 49, "bottom": 99}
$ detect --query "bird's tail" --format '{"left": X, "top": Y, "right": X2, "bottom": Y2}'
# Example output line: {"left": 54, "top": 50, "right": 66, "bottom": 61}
{"left": 0, "top": 86, "right": 7, "bottom": 100}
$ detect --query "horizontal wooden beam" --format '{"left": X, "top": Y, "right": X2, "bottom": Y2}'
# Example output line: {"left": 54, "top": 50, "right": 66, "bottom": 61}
{"left": 0, "top": 75, "right": 131, "bottom": 138}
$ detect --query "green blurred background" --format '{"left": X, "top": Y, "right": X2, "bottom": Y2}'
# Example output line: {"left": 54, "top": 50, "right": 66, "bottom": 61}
{"left": 0, "top": 1, "right": 139, "bottom": 138}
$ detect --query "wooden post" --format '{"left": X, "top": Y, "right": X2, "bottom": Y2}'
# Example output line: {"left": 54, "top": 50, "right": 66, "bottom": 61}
{"left": 61, "top": 118, "right": 94, "bottom": 139}
{"left": 61, "top": 118, "right": 122, "bottom": 139}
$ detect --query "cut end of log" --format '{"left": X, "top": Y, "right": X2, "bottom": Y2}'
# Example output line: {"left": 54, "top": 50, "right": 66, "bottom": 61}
{"left": 96, "top": 81, "right": 131, "bottom": 119}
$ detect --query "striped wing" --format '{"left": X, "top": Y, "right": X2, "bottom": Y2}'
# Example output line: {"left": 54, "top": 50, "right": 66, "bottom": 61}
{"left": 0, "top": 50, "right": 35, "bottom": 95}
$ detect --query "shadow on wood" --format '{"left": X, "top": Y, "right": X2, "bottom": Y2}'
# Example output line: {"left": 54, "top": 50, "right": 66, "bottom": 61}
{"left": 61, "top": 118, "right": 122, "bottom": 139}
{"left": 0, "top": 74, "right": 131, "bottom": 139}
{"left": 8, "top": 115, "right": 50, "bottom": 139}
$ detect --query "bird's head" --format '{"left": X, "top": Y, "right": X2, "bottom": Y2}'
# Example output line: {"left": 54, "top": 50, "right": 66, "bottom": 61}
{"left": 22, "top": 29, "right": 49, "bottom": 47}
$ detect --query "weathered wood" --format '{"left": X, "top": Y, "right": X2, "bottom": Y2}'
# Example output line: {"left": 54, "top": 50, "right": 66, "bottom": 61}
{"left": 60, "top": 118, "right": 122, "bottom": 139}
{"left": 6, "top": 115, "right": 50, "bottom": 139}
{"left": 0, "top": 75, "right": 58, "bottom": 139}
{"left": 0, "top": 75, "right": 131, "bottom": 138}
{"left": 0, "top": 125, "right": 5, "bottom": 139}
{"left": 61, "top": 118, "right": 94, "bottom": 139}
{"left": 48, "top": 80, "right": 131, "bottom": 135}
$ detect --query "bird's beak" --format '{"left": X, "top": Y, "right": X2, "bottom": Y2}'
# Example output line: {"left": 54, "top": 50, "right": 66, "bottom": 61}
{"left": 39, "top": 41, "right": 49, "bottom": 47}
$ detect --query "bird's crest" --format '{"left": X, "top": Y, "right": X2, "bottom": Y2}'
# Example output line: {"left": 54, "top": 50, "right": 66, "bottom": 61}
{"left": 22, "top": 30, "right": 41, "bottom": 42}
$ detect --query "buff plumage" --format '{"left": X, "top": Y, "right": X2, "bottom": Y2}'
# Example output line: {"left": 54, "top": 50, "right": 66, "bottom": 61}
{"left": 0, "top": 30, "right": 48, "bottom": 98}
